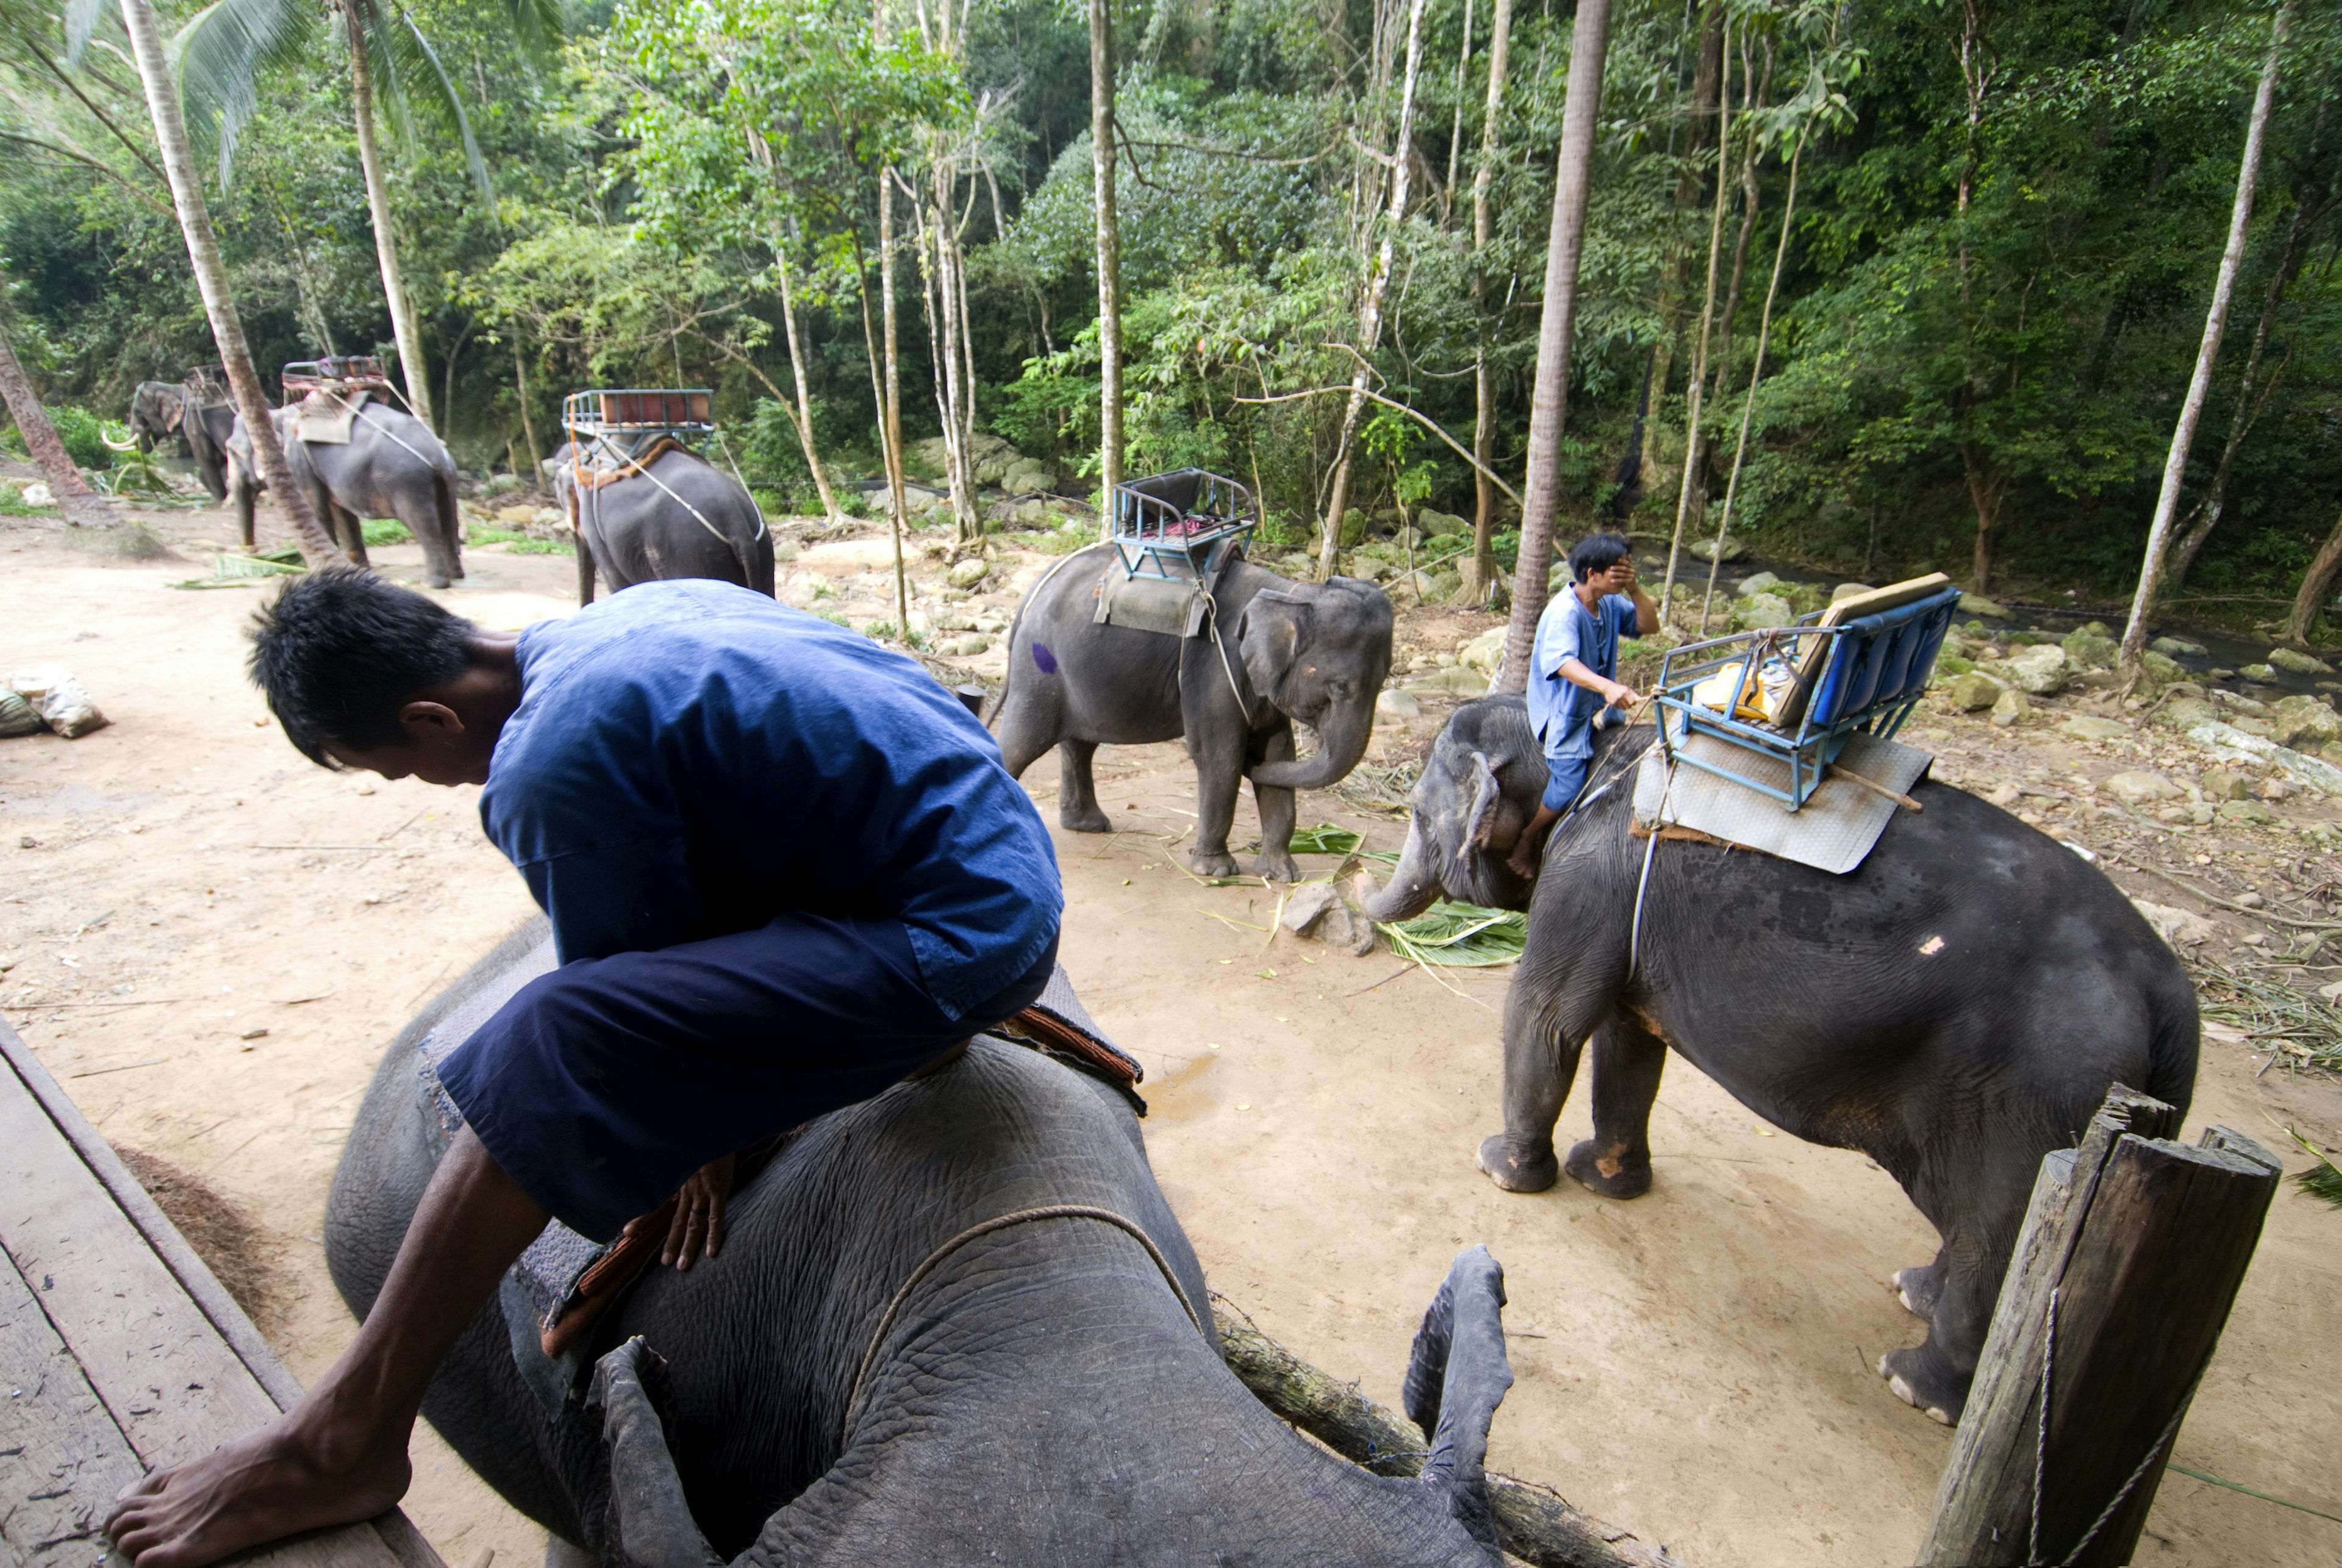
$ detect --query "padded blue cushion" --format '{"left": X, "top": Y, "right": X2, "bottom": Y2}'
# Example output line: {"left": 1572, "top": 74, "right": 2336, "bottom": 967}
{"left": 1808, "top": 587, "right": 1964, "bottom": 729}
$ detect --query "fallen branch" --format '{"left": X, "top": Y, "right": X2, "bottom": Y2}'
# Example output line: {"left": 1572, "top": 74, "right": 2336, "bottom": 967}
{"left": 1234, "top": 386, "right": 1524, "bottom": 512}
{"left": 2098, "top": 845, "right": 2342, "bottom": 931}
{"left": 1216, "top": 1315, "right": 1685, "bottom": 1567}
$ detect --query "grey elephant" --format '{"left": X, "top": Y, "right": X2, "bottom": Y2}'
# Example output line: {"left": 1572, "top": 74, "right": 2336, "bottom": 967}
{"left": 992, "top": 550, "right": 1393, "bottom": 881}
{"left": 120, "top": 381, "right": 234, "bottom": 502}
{"left": 227, "top": 404, "right": 464, "bottom": 587}
{"left": 127, "top": 380, "right": 190, "bottom": 454}
{"left": 326, "top": 924, "right": 1520, "bottom": 1566}
{"left": 546, "top": 442, "right": 773, "bottom": 607}
{"left": 1363, "top": 696, "right": 2199, "bottom": 1425}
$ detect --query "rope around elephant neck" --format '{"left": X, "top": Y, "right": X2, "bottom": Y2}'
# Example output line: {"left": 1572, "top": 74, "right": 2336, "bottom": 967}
{"left": 839, "top": 1203, "right": 1205, "bottom": 1444}
{"left": 1626, "top": 750, "right": 1674, "bottom": 984}
{"left": 1197, "top": 587, "right": 1259, "bottom": 724}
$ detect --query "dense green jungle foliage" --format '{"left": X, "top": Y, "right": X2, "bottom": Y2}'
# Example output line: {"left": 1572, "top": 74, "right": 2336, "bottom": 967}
{"left": 1, "top": 0, "right": 2338, "bottom": 623}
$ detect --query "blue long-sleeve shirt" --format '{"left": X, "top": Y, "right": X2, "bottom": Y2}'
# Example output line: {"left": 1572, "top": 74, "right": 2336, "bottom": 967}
{"left": 478, "top": 580, "right": 1062, "bottom": 1020}
{"left": 1525, "top": 589, "right": 1638, "bottom": 765}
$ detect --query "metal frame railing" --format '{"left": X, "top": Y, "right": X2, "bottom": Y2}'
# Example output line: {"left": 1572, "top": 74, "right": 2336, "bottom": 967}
{"left": 1106, "top": 468, "right": 1259, "bottom": 583}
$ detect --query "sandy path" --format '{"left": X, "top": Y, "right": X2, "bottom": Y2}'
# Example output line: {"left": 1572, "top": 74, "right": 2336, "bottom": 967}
{"left": 1, "top": 506, "right": 2336, "bottom": 1567}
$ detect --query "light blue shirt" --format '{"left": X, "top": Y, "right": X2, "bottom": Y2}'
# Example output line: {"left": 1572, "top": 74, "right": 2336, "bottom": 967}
{"left": 1526, "top": 590, "right": 1638, "bottom": 764}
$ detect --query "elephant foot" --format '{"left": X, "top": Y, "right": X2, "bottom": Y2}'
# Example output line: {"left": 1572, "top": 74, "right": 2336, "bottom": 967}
{"left": 1564, "top": 1139, "right": 1652, "bottom": 1200}
{"left": 1254, "top": 850, "right": 1300, "bottom": 884}
{"left": 1477, "top": 1134, "right": 1558, "bottom": 1194}
{"left": 1188, "top": 848, "right": 1237, "bottom": 878}
{"left": 424, "top": 573, "right": 453, "bottom": 590}
{"left": 1060, "top": 804, "right": 1113, "bottom": 833}
{"left": 1893, "top": 1264, "right": 1945, "bottom": 1320}
{"left": 1878, "top": 1345, "right": 1967, "bottom": 1427}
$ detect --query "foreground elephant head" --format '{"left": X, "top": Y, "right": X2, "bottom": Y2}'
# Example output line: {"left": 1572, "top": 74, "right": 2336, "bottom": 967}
{"left": 1363, "top": 694, "right": 1553, "bottom": 921}
{"left": 1240, "top": 576, "right": 1395, "bottom": 792}
{"left": 328, "top": 926, "right": 1521, "bottom": 1565}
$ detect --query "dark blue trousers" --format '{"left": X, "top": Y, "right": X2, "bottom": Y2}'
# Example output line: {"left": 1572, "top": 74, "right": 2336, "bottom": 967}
{"left": 437, "top": 914, "right": 1058, "bottom": 1241}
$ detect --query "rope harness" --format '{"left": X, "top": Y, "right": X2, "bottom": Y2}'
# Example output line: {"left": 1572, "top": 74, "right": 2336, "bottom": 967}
{"left": 839, "top": 1204, "right": 1204, "bottom": 1444}
{"left": 2026, "top": 1286, "right": 2197, "bottom": 1567}
{"left": 567, "top": 432, "right": 761, "bottom": 552}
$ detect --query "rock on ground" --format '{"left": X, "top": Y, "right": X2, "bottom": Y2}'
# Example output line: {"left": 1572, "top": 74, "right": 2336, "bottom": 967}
{"left": 1958, "top": 593, "right": 2013, "bottom": 618}
{"left": 1281, "top": 882, "right": 1377, "bottom": 956}
{"left": 2131, "top": 899, "right": 2218, "bottom": 949}
{"left": 1377, "top": 687, "right": 1422, "bottom": 720}
{"left": 2268, "top": 646, "right": 2332, "bottom": 675}
{"left": 2065, "top": 715, "right": 2130, "bottom": 741}
{"left": 1989, "top": 689, "right": 2030, "bottom": 727}
{"left": 1457, "top": 627, "right": 1507, "bottom": 678}
{"left": 2102, "top": 770, "right": 2181, "bottom": 806}
{"left": 1946, "top": 671, "right": 2003, "bottom": 711}
{"left": 2268, "top": 694, "right": 2342, "bottom": 751}
{"left": 2000, "top": 644, "right": 2069, "bottom": 696}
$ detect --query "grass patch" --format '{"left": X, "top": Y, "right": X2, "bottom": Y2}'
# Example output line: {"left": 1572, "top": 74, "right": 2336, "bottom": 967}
{"left": 1287, "top": 824, "right": 1363, "bottom": 855}
{"left": 364, "top": 518, "right": 414, "bottom": 545}
{"left": 2277, "top": 1126, "right": 2342, "bottom": 1209}
{"left": 1379, "top": 901, "right": 1526, "bottom": 967}
{"left": 2196, "top": 961, "right": 2342, "bottom": 1075}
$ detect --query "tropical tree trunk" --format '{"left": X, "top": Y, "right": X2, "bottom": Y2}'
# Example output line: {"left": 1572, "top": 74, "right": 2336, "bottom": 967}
{"left": 2280, "top": 498, "right": 2342, "bottom": 646}
{"left": 1494, "top": 0, "right": 1614, "bottom": 693}
{"left": 1705, "top": 40, "right": 1771, "bottom": 407}
{"left": 0, "top": 310, "right": 117, "bottom": 528}
{"left": 511, "top": 342, "right": 539, "bottom": 474}
{"left": 1316, "top": 0, "right": 1430, "bottom": 582}
{"left": 1638, "top": 11, "right": 1724, "bottom": 509}
{"left": 1461, "top": 0, "right": 1513, "bottom": 607}
{"left": 119, "top": 0, "right": 340, "bottom": 565}
{"left": 1657, "top": 15, "right": 1734, "bottom": 623}
{"left": 345, "top": 4, "right": 435, "bottom": 432}
{"left": 1698, "top": 139, "right": 1802, "bottom": 628}
{"left": 1442, "top": 0, "right": 1472, "bottom": 227}
{"left": 878, "top": 170, "right": 911, "bottom": 617}
{"left": 1091, "top": 0, "right": 1123, "bottom": 515}
{"left": 2120, "top": 0, "right": 2293, "bottom": 673}
{"left": 772, "top": 237, "right": 845, "bottom": 524}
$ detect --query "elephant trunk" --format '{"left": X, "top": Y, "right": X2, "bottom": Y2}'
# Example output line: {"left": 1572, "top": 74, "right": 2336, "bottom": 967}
{"left": 1361, "top": 818, "right": 1445, "bottom": 924}
{"left": 1249, "top": 702, "right": 1373, "bottom": 792}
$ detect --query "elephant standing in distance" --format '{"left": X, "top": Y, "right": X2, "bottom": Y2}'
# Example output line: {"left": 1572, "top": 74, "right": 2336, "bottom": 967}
{"left": 992, "top": 549, "right": 1394, "bottom": 881}
{"left": 1363, "top": 696, "right": 2200, "bottom": 1424}
{"left": 127, "top": 381, "right": 189, "bottom": 454}
{"left": 227, "top": 403, "right": 464, "bottom": 587}
{"left": 546, "top": 441, "right": 773, "bottom": 606}
{"left": 118, "top": 380, "right": 232, "bottom": 503}
{"left": 328, "top": 924, "right": 1522, "bottom": 1566}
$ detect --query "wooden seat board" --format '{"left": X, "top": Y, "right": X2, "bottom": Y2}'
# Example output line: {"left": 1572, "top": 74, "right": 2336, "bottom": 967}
{"left": 0, "top": 1022, "right": 441, "bottom": 1568}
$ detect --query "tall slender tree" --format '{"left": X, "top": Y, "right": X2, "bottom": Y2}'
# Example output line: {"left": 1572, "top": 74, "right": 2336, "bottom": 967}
{"left": 1460, "top": 0, "right": 1512, "bottom": 606}
{"left": 1495, "top": 0, "right": 1615, "bottom": 692}
{"left": 1316, "top": 0, "right": 1429, "bottom": 581}
{"left": 2119, "top": 0, "right": 2294, "bottom": 673}
{"left": 1092, "top": 0, "right": 1123, "bottom": 514}
{"left": 1658, "top": 12, "right": 1734, "bottom": 623}
{"left": 113, "top": 0, "right": 340, "bottom": 564}
{"left": 0, "top": 305, "right": 119, "bottom": 528}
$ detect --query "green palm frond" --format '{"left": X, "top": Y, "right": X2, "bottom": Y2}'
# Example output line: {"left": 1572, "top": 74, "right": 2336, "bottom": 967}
{"left": 171, "top": 0, "right": 320, "bottom": 184}
{"left": 369, "top": 0, "right": 489, "bottom": 200}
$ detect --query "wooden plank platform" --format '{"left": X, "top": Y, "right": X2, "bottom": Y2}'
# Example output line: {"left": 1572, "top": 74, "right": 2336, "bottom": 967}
{"left": 1, "top": 1020, "right": 445, "bottom": 1568}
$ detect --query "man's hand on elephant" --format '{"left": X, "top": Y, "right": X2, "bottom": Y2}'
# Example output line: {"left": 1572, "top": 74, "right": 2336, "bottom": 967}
{"left": 659, "top": 1153, "right": 734, "bottom": 1270}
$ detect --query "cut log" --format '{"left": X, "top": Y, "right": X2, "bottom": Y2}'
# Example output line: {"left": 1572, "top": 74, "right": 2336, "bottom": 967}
{"left": 1918, "top": 1088, "right": 2280, "bottom": 1566}
{"left": 1219, "top": 1318, "right": 1683, "bottom": 1568}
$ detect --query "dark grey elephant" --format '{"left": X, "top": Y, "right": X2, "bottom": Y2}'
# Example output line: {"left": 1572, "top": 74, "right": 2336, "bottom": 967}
{"left": 228, "top": 404, "right": 463, "bottom": 587}
{"left": 184, "top": 393, "right": 234, "bottom": 504}
{"left": 1363, "top": 696, "right": 2199, "bottom": 1424}
{"left": 127, "top": 381, "right": 189, "bottom": 454}
{"left": 992, "top": 550, "right": 1394, "bottom": 881}
{"left": 546, "top": 442, "right": 773, "bottom": 607}
{"left": 326, "top": 924, "right": 1520, "bottom": 1566}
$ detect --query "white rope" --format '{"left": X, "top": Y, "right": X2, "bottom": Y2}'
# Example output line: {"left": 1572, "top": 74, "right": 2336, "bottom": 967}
{"left": 711, "top": 428, "right": 768, "bottom": 541}
{"left": 1198, "top": 585, "right": 1259, "bottom": 724}
{"left": 1626, "top": 752, "right": 1674, "bottom": 983}
{"left": 578, "top": 434, "right": 736, "bottom": 550}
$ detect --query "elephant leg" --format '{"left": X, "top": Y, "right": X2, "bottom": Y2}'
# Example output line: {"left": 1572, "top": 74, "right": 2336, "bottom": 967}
{"left": 1186, "top": 732, "right": 1244, "bottom": 879}
{"left": 1247, "top": 723, "right": 1300, "bottom": 884}
{"left": 1563, "top": 1012, "right": 1667, "bottom": 1200}
{"left": 1478, "top": 969, "right": 1619, "bottom": 1194}
{"left": 332, "top": 498, "right": 370, "bottom": 570}
{"left": 576, "top": 533, "right": 597, "bottom": 606}
{"left": 1056, "top": 740, "right": 1112, "bottom": 834}
{"left": 1894, "top": 1245, "right": 1950, "bottom": 1320}
{"left": 237, "top": 485, "right": 256, "bottom": 550}
{"left": 1878, "top": 1164, "right": 2028, "bottom": 1424}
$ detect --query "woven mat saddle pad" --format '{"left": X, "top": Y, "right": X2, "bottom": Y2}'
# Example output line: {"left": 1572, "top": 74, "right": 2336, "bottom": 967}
{"left": 411, "top": 936, "right": 1140, "bottom": 1412}
{"left": 293, "top": 388, "right": 369, "bottom": 445}
{"left": 1632, "top": 726, "right": 1933, "bottom": 876}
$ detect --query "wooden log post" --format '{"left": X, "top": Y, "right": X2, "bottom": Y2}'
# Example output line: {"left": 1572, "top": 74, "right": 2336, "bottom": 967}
{"left": 1219, "top": 1317, "right": 1684, "bottom": 1568}
{"left": 1918, "top": 1087, "right": 2282, "bottom": 1567}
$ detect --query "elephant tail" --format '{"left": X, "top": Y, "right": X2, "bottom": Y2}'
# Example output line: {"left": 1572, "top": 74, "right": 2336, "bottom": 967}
{"left": 2144, "top": 977, "right": 2201, "bottom": 1125}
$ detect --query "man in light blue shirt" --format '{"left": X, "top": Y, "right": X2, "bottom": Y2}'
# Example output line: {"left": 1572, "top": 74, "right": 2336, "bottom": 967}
{"left": 1508, "top": 532, "right": 1657, "bottom": 878}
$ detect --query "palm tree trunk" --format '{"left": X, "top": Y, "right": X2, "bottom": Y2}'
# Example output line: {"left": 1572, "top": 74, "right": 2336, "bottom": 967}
{"left": 879, "top": 170, "right": 911, "bottom": 615}
{"left": 1091, "top": 0, "right": 1124, "bottom": 514}
{"left": 1494, "top": 0, "right": 1615, "bottom": 693}
{"left": 1316, "top": 0, "right": 1430, "bottom": 582}
{"left": 118, "top": 0, "right": 340, "bottom": 565}
{"left": 1657, "top": 14, "right": 1733, "bottom": 624}
{"left": 1463, "top": 0, "right": 1512, "bottom": 606}
{"left": 346, "top": 4, "right": 436, "bottom": 432}
{"left": 2280, "top": 498, "right": 2342, "bottom": 646}
{"left": 1698, "top": 139, "right": 1802, "bottom": 629}
{"left": 772, "top": 237, "right": 845, "bottom": 524}
{"left": 2119, "top": 0, "right": 2293, "bottom": 673}
{"left": 0, "top": 310, "right": 118, "bottom": 528}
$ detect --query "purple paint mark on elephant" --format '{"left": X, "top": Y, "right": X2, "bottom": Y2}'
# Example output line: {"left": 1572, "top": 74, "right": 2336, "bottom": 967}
{"left": 1031, "top": 642, "right": 1058, "bottom": 675}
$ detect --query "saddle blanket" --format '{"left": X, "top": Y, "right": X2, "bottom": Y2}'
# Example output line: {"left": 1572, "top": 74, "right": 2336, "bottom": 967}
{"left": 1632, "top": 728, "right": 1933, "bottom": 876}
{"left": 411, "top": 936, "right": 1141, "bottom": 1414}
{"left": 293, "top": 388, "right": 370, "bottom": 445}
{"left": 567, "top": 433, "right": 690, "bottom": 494}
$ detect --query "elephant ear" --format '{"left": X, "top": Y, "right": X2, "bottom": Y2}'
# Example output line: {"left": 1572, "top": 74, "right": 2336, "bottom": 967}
{"left": 1236, "top": 589, "right": 1311, "bottom": 707}
{"left": 1461, "top": 751, "right": 1503, "bottom": 853}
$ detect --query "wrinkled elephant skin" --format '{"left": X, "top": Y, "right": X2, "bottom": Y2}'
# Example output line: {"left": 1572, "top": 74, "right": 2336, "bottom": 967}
{"left": 992, "top": 551, "right": 1392, "bottom": 881}
{"left": 546, "top": 441, "right": 773, "bottom": 606}
{"left": 1369, "top": 697, "right": 2200, "bottom": 1425}
{"left": 229, "top": 406, "right": 464, "bottom": 585}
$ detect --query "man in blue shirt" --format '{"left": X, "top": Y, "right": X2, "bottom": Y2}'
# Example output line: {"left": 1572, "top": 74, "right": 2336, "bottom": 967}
{"left": 1507, "top": 532, "right": 1658, "bottom": 879}
{"left": 109, "top": 571, "right": 1062, "bottom": 1568}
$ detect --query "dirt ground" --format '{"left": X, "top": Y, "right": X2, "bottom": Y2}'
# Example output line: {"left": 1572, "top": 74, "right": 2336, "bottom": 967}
{"left": 4, "top": 495, "right": 2338, "bottom": 1568}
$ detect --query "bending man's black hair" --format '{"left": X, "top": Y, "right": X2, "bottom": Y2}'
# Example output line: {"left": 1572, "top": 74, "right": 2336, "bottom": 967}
{"left": 1567, "top": 532, "right": 1632, "bottom": 584}
{"left": 248, "top": 567, "right": 477, "bottom": 767}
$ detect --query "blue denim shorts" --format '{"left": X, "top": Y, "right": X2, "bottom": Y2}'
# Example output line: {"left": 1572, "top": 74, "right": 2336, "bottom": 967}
{"left": 1541, "top": 750, "right": 1592, "bottom": 814}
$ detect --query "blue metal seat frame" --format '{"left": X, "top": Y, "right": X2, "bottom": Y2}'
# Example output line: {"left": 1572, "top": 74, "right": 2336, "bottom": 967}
{"left": 1108, "top": 468, "right": 1258, "bottom": 584}
{"left": 1652, "top": 584, "right": 1964, "bottom": 811}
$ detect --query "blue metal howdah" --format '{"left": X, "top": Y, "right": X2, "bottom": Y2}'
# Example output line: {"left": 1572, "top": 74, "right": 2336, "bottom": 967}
{"left": 1108, "top": 469, "right": 1258, "bottom": 584}
{"left": 1652, "top": 582, "right": 1965, "bottom": 812}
